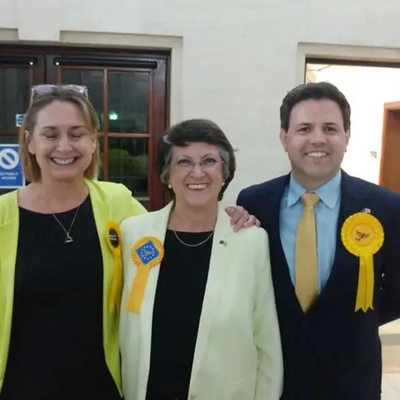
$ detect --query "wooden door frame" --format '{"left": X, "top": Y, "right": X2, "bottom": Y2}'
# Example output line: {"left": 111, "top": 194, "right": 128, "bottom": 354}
{"left": 379, "top": 101, "right": 400, "bottom": 187}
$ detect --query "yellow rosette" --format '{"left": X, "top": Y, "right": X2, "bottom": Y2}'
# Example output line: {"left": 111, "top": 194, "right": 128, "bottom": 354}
{"left": 341, "top": 212, "right": 384, "bottom": 312}
{"left": 127, "top": 236, "right": 164, "bottom": 313}
{"left": 106, "top": 221, "right": 123, "bottom": 312}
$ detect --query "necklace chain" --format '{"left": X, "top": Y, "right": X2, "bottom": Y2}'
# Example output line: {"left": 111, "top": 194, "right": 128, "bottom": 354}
{"left": 52, "top": 206, "right": 81, "bottom": 243}
{"left": 173, "top": 229, "right": 214, "bottom": 248}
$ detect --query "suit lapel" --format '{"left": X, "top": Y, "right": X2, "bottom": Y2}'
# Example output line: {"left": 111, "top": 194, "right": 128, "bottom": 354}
{"left": 87, "top": 181, "right": 117, "bottom": 350}
{"left": 87, "top": 181, "right": 111, "bottom": 295}
{"left": 313, "top": 171, "right": 369, "bottom": 308}
{"left": 190, "top": 204, "right": 232, "bottom": 385}
{"left": 0, "top": 191, "right": 19, "bottom": 385}
{"left": 139, "top": 203, "right": 172, "bottom": 373}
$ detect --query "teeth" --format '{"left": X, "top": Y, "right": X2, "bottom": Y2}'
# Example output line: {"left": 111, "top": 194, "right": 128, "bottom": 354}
{"left": 307, "top": 152, "right": 327, "bottom": 158}
{"left": 52, "top": 158, "right": 75, "bottom": 165}
{"left": 188, "top": 184, "right": 208, "bottom": 189}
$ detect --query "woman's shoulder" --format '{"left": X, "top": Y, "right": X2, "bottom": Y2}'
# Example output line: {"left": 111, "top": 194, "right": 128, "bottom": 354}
{"left": 122, "top": 202, "right": 172, "bottom": 229}
{"left": 87, "top": 179, "right": 131, "bottom": 198}
{"left": 0, "top": 189, "right": 18, "bottom": 203}
{"left": 0, "top": 190, "right": 19, "bottom": 226}
{"left": 121, "top": 207, "right": 166, "bottom": 232}
{"left": 230, "top": 224, "right": 269, "bottom": 248}
{"left": 122, "top": 210, "right": 154, "bottom": 227}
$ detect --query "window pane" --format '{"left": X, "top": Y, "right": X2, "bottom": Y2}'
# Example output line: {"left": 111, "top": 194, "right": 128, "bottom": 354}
{"left": 107, "top": 138, "right": 148, "bottom": 199}
{"left": 108, "top": 71, "right": 150, "bottom": 133}
{"left": 61, "top": 69, "right": 104, "bottom": 131}
{"left": 0, "top": 67, "right": 30, "bottom": 131}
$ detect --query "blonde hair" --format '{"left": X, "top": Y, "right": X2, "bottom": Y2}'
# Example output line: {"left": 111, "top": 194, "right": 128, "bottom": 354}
{"left": 19, "top": 88, "right": 100, "bottom": 182}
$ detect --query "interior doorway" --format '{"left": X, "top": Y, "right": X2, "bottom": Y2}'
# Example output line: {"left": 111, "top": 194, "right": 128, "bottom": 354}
{"left": 306, "top": 59, "right": 400, "bottom": 193}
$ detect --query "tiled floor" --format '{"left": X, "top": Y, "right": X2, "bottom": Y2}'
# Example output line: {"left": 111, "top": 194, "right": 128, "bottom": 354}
{"left": 382, "top": 374, "right": 400, "bottom": 399}
{"left": 381, "top": 320, "right": 400, "bottom": 399}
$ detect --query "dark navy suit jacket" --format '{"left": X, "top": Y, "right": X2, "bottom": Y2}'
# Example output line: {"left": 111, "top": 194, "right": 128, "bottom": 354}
{"left": 237, "top": 171, "right": 400, "bottom": 400}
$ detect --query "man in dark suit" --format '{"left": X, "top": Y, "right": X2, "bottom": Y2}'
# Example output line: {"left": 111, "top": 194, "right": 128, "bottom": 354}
{"left": 237, "top": 81, "right": 400, "bottom": 400}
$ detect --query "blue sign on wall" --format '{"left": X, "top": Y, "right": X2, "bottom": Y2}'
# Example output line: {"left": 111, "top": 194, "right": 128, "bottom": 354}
{"left": 0, "top": 144, "right": 25, "bottom": 188}
{"left": 15, "top": 114, "right": 25, "bottom": 128}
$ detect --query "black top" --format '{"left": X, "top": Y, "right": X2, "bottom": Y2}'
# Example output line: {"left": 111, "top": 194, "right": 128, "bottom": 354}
{"left": 146, "top": 229, "right": 213, "bottom": 400}
{"left": 1, "top": 196, "right": 120, "bottom": 400}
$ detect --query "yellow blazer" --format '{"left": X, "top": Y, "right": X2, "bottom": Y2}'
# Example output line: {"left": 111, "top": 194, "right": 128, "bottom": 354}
{"left": 0, "top": 180, "right": 146, "bottom": 396}
{"left": 120, "top": 202, "right": 283, "bottom": 400}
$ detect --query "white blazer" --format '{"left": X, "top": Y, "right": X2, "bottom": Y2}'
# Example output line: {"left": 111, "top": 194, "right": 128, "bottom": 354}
{"left": 120, "top": 203, "right": 283, "bottom": 400}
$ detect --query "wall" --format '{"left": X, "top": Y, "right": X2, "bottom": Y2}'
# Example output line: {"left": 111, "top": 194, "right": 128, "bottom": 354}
{"left": 1, "top": 0, "right": 400, "bottom": 203}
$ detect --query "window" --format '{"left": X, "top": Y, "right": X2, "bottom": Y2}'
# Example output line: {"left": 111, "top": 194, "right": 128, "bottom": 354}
{"left": 0, "top": 47, "right": 169, "bottom": 210}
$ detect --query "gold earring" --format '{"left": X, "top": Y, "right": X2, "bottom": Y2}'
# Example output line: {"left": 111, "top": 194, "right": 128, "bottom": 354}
{"left": 168, "top": 183, "right": 172, "bottom": 189}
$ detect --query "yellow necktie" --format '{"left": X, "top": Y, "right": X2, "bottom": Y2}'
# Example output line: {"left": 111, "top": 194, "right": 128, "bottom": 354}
{"left": 295, "top": 192, "right": 320, "bottom": 312}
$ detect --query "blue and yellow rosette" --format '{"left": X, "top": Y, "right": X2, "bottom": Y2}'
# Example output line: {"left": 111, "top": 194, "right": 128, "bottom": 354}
{"left": 106, "top": 221, "right": 123, "bottom": 312}
{"left": 341, "top": 211, "right": 384, "bottom": 312}
{"left": 127, "top": 236, "right": 164, "bottom": 313}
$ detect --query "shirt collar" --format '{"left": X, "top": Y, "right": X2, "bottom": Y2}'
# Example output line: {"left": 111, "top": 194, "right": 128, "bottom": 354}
{"left": 286, "top": 171, "right": 341, "bottom": 209}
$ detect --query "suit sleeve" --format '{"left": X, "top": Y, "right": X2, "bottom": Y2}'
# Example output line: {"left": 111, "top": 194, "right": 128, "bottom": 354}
{"left": 237, "top": 188, "right": 250, "bottom": 210}
{"left": 379, "top": 202, "right": 400, "bottom": 325}
{"left": 253, "top": 229, "right": 283, "bottom": 400}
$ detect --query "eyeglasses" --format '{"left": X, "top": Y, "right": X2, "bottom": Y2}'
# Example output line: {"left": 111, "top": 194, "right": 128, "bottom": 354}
{"left": 173, "top": 157, "right": 224, "bottom": 171}
{"left": 30, "top": 84, "right": 88, "bottom": 104}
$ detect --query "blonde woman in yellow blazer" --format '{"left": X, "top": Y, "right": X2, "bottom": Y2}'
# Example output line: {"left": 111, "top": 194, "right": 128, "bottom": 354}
{"left": 0, "top": 86, "right": 146, "bottom": 399}
{"left": 120, "top": 119, "right": 283, "bottom": 400}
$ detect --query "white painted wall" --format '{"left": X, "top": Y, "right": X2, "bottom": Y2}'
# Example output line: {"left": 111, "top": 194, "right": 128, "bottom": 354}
{"left": 2, "top": 0, "right": 400, "bottom": 202}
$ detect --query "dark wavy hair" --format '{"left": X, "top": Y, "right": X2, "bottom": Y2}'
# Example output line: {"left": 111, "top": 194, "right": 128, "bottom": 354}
{"left": 280, "top": 81, "right": 351, "bottom": 131}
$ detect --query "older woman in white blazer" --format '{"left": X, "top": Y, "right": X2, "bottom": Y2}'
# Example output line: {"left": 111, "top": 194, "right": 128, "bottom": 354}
{"left": 120, "top": 119, "right": 283, "bottom": 400}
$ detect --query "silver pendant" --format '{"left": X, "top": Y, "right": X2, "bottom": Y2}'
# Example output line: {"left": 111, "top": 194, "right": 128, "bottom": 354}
{"left": 65, "top": 234, "right": 74, "bottom": 243}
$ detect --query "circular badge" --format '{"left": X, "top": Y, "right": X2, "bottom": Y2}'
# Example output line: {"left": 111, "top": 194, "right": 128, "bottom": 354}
{"left": 341, "top": 212, "right": 384, "bottom": 257}
{"left": 341, "top": 211, "right": 384, "bottom": 312}
{"left": 108, "top": 227, "right": 120, "bottom": 248}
